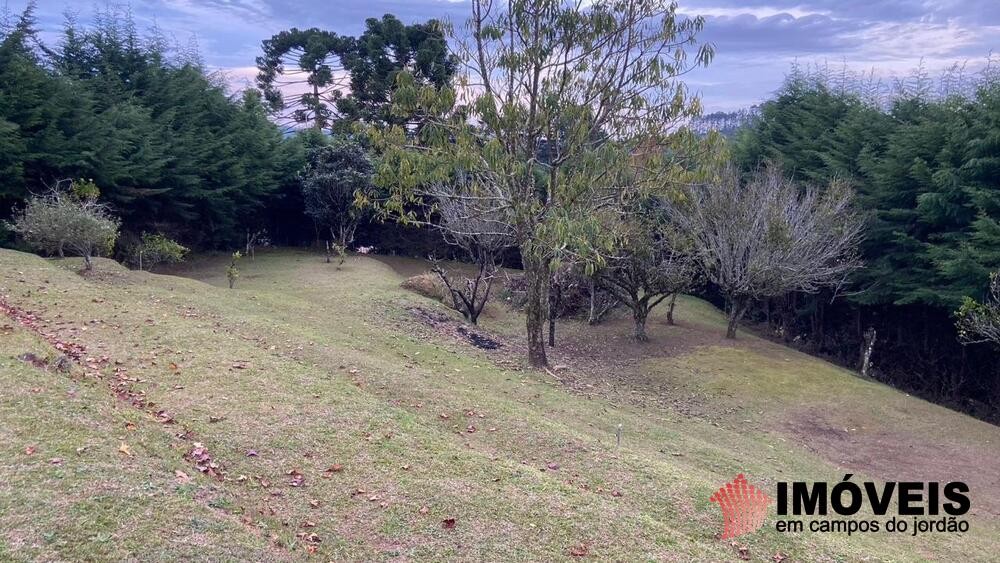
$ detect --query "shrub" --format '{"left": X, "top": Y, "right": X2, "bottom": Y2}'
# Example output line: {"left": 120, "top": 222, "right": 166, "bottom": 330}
{"left": 123, "top": 233, "right": 189, "bottom": 271}
{"left": 7, "top": 180, "right": 120, "bottom": 271}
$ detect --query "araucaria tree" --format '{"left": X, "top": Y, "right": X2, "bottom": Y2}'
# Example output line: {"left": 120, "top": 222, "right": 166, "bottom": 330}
{"left": 596, "top": 198, "right": 698, "bottom": 342}
{"left": 8, "top": 180, "right": 120, "bottom": 271}
{"left": 301, "top": 138, "right": 376, "bottom": 263}
{"left": 375, "top": 0, "right": 713, "bottom": 366}
{"left": 256, "top": 16, "right": 456, "bottom": 132}
{"left": 671, "top": 166, "right": 865, "bottom": 338}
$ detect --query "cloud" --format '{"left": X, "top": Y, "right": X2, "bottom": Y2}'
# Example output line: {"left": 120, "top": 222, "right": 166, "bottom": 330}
{"left": 7, "top": 0, "right": 998, "bottom": 112}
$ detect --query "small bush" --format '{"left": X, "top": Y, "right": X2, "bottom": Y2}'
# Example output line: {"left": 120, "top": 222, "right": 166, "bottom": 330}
{"left": 122, "top": 232, "right": 189, "bottom": 271}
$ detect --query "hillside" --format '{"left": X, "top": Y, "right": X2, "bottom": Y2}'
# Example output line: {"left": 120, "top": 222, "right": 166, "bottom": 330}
{"left": 0, "top": 248, "right": 997, "bottom": 561}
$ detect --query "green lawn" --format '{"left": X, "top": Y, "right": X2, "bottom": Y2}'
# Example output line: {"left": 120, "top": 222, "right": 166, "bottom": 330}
{"left": 0, "top": 248, "right": 996, "bottom": 561}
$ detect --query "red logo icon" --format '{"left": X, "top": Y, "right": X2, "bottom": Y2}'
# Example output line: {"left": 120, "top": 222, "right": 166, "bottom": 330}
{"left": 710, "top": 474, "right": 771, "bottom": 539}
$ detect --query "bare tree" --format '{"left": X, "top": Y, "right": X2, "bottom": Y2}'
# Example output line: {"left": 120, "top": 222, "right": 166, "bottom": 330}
{"left": 596, "top": 200, "right": 699, "bottom": 341}
{"left": 957, "top": 273, "right": 1000, "bottom": 345}
{"left": 427, "top": 172, "right": 515, "bottom": 325}
{"left": 671, "top": 166, "right": 865, "bottom": 338}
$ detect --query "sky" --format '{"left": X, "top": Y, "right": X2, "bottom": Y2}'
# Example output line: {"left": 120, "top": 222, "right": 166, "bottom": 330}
{"left": 12, "top": 0, "right": 1000, "bottom": 111}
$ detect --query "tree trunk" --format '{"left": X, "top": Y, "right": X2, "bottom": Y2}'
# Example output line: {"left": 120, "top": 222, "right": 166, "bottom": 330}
{"left": 58, "top": 241, "right": 65, "bottom": 258}
{"left": 83, "top": 253, "right": 93, "bottom": 271}
{"left": 633, "top": 308, "right": 649, "bottom": 342}
{"left": 523, "top": 255, "right": 549, "bottom": 367}
{"left": 726, "top": 297, "right": 745, "bottom": 339}
{"left": 860, "top": 327, "right": 876, "bottom": 377}
{"left": 548, "top": 278, "right": 560, "bottom": 347}
{"left": 666, "top": 293, "right": 677, "bottom": 326}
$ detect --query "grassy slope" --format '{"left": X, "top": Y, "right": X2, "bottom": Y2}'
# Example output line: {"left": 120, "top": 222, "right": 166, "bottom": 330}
{"left": 0, "top": 248, "right": 996, "bottom": 562}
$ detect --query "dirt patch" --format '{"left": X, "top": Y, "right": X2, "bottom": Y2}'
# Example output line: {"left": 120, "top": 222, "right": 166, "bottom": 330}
{"left": 782, "top": 412, "right": 1000, "bottom": 516}
{"left": 408, "top": 306, "right": 504, "bottom": 351}
{"left": 456, "top": 325, "right": 502, "bottom": 350}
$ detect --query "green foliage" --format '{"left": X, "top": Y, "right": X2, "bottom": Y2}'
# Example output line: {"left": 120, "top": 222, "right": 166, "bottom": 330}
{"left": 301, "top": 137, "right": 376, "bottom": 249}
{"left": 956, "top": 272, "right": 1000, "bottom": 345}
{"left": 256, "top": 14, "right": 456, "bottom": 132}
{"left": 7, "top": 184, "right": 120, "bottom": 270}
{"left": 337, "top": 15, "right": 457, "bottom": 128}
{"left": 371, "top": 0, "right": 713, "bottom": 365}
{"left": 70, "top": 178, "right": 100, "bottom": 201}
{"left": 127, "top": 233, "right": 189, "bottom": 271}
{"left": 226, "top": 251, "right": 242, "bottom": 289}
{"left": 734, "top": 76, "right": 1000, "bottom": 310}
{"left": 0, "top": 5, "right": 290, "bottom": 248}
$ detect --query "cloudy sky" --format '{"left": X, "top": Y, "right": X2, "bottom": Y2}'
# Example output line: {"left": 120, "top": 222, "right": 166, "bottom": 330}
{"left": 14, "top": 0, "right": 1000, "bottom": 111}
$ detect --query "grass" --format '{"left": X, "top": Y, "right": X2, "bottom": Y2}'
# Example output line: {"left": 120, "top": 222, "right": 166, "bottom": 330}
{"left": 0, "top": 247, "right": 997, "bottom": 561}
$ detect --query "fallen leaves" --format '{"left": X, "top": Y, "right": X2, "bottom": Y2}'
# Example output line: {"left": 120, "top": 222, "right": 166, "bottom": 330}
{"left": 325, "top": 463, "right": 344, "bottom": 474}
{"left": 568, "top": 543, "right": 590, "bottom": 557}
{"left": 185, "top": 442, "right": 223, "bottom": 478}
{"left": 118, "top": 442, "right": 133, "bottom": 457}
{"left": 418, "top": 506, "right": 430, "bottom": 515}
{"left": 24, "top": 445, "right": 36, "bottom": 456}
{"left": 295, "top": 531, "right": 321, "bottom": 551}
{"left": 174, "top": 469, "right": 192, "bottom": 484}
{"left": 441, "top": 518, "right": 457, "bottom": 530}
{"left": 287, "top": 469, "right": 305, "bottom": 487}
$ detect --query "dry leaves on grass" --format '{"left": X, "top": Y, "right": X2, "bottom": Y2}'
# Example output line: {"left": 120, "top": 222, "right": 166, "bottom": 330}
{"left": 186, "top": 442, "right": 223, "bottom": 478}
{"left": 441, "top": 518, "right": 456, "bottom": 530}
{"left": 287, "top": 469, "right": 305, "bottom": 487}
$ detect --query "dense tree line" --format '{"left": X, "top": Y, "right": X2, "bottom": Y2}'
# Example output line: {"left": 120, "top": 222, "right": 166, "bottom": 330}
{"left": 0, "top": 5, "right": 303, "bottom": 248}
{"left": 733, "top": 66, "right": 1000, "bottom": 420}
{"left": 0, "top": 5, "right": 456, "bottom": 253}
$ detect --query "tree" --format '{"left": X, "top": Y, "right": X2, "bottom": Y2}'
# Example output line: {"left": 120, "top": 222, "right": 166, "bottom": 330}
{"left": 256, "top": 15, "right": 456, "bottom": 132}
{"left": 596, "top": 198, "right": 698, "bottom": 341}
{"left": 301, "top": 138, "right": 376, "bottom": 263}
{"left": 256, "top": 28, "right": 349, "bottom": 131}
{"left": 1, "top": 5, "right": 292, "bottom": 248}
{"left": 671, "top": 166, "right": 865, "bottom": 338}
{"left": 427, "top": 172, "right": 514, "bottom": 324}
{"left": 7, "top": 180, "right": 120, "bottom": 271}
{"left": 957, "top": 273, "right": 1000, "bottom": 345}
{"left": 338, "top": 15, "right": 457, "bottom": 128}
{"left": 375, "top": 0, "right": 713, "bottom": 366}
